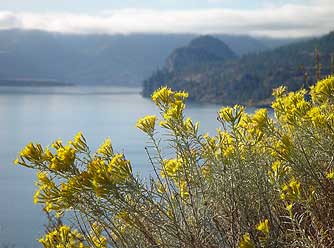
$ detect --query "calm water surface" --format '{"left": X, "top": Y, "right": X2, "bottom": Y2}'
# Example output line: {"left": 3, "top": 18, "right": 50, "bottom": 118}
{"left": 0, "top": 86, "right": 259, "bottom": 247}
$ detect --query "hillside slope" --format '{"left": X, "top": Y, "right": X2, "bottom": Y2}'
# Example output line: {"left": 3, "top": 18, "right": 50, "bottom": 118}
{"left": 143, "top": 32, "right": 334, "bottom": 105}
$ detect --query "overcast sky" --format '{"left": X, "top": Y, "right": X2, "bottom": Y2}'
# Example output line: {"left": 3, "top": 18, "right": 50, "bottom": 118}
{"left": 0, "top": 0, "right": 333, "bottom": 38}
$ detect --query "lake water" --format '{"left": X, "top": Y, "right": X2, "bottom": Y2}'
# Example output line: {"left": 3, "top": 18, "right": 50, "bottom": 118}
{"left": 0, "top": 86, "right": 259, "bottom": 247}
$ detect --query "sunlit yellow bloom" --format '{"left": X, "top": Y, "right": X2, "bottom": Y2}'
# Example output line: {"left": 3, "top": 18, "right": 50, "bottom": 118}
{"left": 49, "top": 145, "right": 76, "bottom": 171}
{"left": 174, "top": 91, "right": 189, "bottom": 100}
{"left": 256, "top": 219, "right": 269, "bottom": 235}
{"left": 307, "top": 107, "right": 326, "bottom": 127}
{"left": 223, "top": 146, "right": 234, "bottom": 158}
{"left": 184, "top": 117, "right": 198, "bottom": 132}
{"left": 239, "top": 233, "right": 255, "bottom": 248}
{"left": 108, "top": 154, "right": 132, "bottom": 184}
{"left": 97, "top": 138, "right": 113, "bottom": 157}
{"left": 280, "top": 178, "right": 301, "bottom": 201}
{"left": 219, "top": 107, "right": 233, "bottom": 122}
{"left": 272, "top": 86, "right": 287, "bottom": 98}
{"left": 310, "top": 75, "right": 334, "bottom": 103}
{"left": 152, "top": 86, "right": 173, "bottom": 107}
{"left": 286, "top": 203, "right": 293, "bottom": 214}
{"left": 51, "top": 139, "right": 63, "bottom": 149}
{"left": 38, "top": 225, "right": 86, "bottom": 248}
{"left": 90, "top": 222, "right": 107, "bottom": 248}
{"left": 37, "top": 172, "right": 53, "bottom": 187}
{"left": 219, "top": 105, "right": 244, "bottom": 124}
{"left": 136, "top": 115, "right": 156, "bottom": 134}
{"left": 163, "top": 100, "right": 185, "bottom": 120}
{"left": 19, "top": 143, "right": 44, "bottom": 162}
{"left": 161, "top": 159, "right": 182, "bottom": 178}
{"left": 252, "top": 108, "right": 268, "bottom": 129}
{"left": 326, "top": 170, "right": 334, "bottom": 179}
{"left": 33, "top": 190, "right": 40, "bottom": 204}
{"left": 43, "top": 147, "right": 53, "bottom": 161}
{"left": 69, "top": 131, "right": 88, "bottom": 151}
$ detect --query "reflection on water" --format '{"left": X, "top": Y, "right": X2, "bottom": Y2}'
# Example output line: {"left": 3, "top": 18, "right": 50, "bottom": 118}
{"left": 0, "top": 86, "right": 262, "bottom": 247}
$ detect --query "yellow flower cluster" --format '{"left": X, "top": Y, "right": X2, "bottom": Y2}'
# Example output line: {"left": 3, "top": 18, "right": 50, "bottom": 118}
{"left": 19, "top": 143, "right": 44, "bottom": 162}
{"left": 90, "top": 222, "right": 107, "bottom": 248}
{"left": 310, "top": 75, "right": 334, "bottom": 103}
{"left": 280, "top": 178, "right": 301, "bottom": 201}
{"left": 69, "top": 131, "right": 88, "bottom": 152}
{"left": 268, "top": 160, "right": 291, "bottom": 184}
{"left": 161, "top": 159, "right": 182, "bottom": 178}
{"left": 151, "top": 87, "right": 189, "bottom": 129}
{"left": 219, "top": 105, "right": 245, "bottom": 124}
{"left": 16, "top": 133, "right": 84, "bottom": 171}
{"left": 256, "top": 219, "right": 270, "bottom": 235}
{"left": 15, "top": 75, "right": 334, "bottom": 247}
{"left": 38, "top": 225, "right": 86, "bottom": 248}
{"left": 136, "top": 115, "right": 156, "bottom": 134}
{"left": 272, "top": 89, "right": 311, "bottom": 125}
{"left": 239, "top": 233, "right": 254, "bottom": 248}
{"left": 87, "top": 154, "right": 132, "bottom": 196}
{"left": 216, "top": 130, "right": 235, "bottom": 160}
{"left": 97, "top": 138, "right": 113, "bottom": 157}
{"left": 108, "top": 154, "right": 132, "bottom": 184}
{"left": 50, "top": 145, "right": 76, "bottom": 171}
{"left": 326, "top": 169, "right": 334, "bottom": 179}
{"left": 152, "top": 86, "right": 188, "bottom": 108}
{"left": 252, "top": 108, "right": 268, "bottom": 129}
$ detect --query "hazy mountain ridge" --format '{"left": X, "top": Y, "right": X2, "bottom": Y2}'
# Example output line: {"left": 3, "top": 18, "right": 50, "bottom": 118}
{"left": 143, "top": 31, "right": 334, "bottom": 105}
{"left": 0, "top": 29, "right": 300, "bottom": 86}
{"left": 165, "top": 36, "right": 237, "bottom": 73}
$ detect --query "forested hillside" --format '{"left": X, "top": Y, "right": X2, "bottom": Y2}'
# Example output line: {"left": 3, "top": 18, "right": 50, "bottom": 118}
{"left": 143, "top": 32, "right": 334, "bottom": 105}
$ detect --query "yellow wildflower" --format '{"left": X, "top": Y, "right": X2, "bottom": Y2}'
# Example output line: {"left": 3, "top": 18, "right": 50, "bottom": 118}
{"left": 280, "top": 178, "right": 301, "bottom": 201}
{"left": 69, "top": 131, "right": 88, "bottom": 151}
{"left": 19, "top": 143, "right": 44, "bottom": 162}
{"left": 252, "top": 108, "right": 268, "bottom": 129}
{"left": 219, "top": 105, "right": 244, "bottom": 124}
{"left": 310, "top": 75, "right": 334, "bottom": 103}
{"left": 136, "top": 115, "right": 156, "bottom": 134}
{"left": 272, "top": 86, "right": 287, "bottom": 98}
{"left": 38, "top": 225, "right": 86, "bottom": 248}
{"left": 161, "top": 159, "right": 182, "bottom": 178}
{"left": 256, "top": 219, "right": 270, "bottom": 235}
{"left": 163, "top": 100, "right": 185, "bottom": 120}
{"left": 239, "top": 233, "right": 255, "bottom": 248}
{"left": 49, "top": 145, "right": 76, "bottom": 171}
{"left": 307, "top": 107, "right": 326, "bottom": 127}
{"left": 108, "top": 154, "right": 132, "bottom": 184}
{"left": 33, "top": 190, "right": 40, "bottom": 204}
{"left": 97, "top": 138, "right": 113, "bottom": 157}
{"left": 152, "top": 86, "right": 173, "bottom": 107}
{"left": 174, "top": 91, "right": 189, "bottom": 100}
{"left": 51, "top": 139, "right": 63, "bottom": 150}
{"left": 326, "top": 170, "right": 334, "bottom": 179}
{"left": 90, "top": 222, "right": 107, "bottom": 248}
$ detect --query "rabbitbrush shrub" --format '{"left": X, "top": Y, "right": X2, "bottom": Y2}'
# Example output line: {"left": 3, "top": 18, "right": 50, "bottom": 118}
{"left": 16, "top": 76, "right": 334, "bottom": 247}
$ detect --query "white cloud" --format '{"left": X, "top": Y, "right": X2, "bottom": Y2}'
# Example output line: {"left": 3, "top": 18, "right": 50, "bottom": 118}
{"left": 0, "top": 1, "right": 333, "bottom": 38}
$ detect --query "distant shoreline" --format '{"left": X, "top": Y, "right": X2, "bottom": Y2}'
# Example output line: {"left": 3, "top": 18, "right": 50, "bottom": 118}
{"left": 0, "top": 79, "right": 74, "bottom": 87}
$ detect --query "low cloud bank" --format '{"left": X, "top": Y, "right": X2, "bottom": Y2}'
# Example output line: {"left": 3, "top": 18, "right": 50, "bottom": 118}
{"left": 0, "top": 1, "right": 333, "bottom": 38}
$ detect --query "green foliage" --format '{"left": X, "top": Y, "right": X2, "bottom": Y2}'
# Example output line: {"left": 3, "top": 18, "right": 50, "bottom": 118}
{"left": 143, "top": 31, "right": 334, "bottom": 106}
{"left": 16, "top": 76, "right": 334, "bottom": 247}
